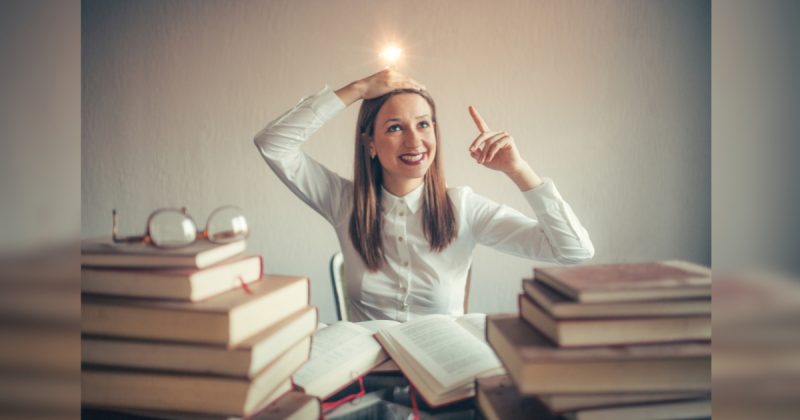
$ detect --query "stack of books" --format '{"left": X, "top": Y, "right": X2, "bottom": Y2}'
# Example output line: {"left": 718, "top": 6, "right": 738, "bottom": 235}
{"left": 478, "top": 260, "right": 712, "bottom": 420}
{"left": 80, "top": 238, "right": 320, "bottom": 418}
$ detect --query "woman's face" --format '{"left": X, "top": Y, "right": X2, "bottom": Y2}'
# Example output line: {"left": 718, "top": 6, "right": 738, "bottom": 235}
{"left": 370, "top": 93, "right": 437, "bottom": 195}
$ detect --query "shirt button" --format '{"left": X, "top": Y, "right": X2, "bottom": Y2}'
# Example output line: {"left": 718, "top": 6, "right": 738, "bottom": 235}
{"left": 403, "top": 261, "right": 409, "bottom": 267}
{"left": 399, "top": 211, "right": 405, "bottom": 217}
{"left": 402, "top": 302, "right": 409, "bottom": 309}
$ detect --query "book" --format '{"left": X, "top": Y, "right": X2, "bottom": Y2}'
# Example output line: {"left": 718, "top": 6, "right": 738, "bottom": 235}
{"left": 564, "top": 398, "right": 711, "bottom": 420}
{"left": 113, "top": 391, "right": 321, "bottom": 420}
{"left": 519, "top": 294, "right": 711, "bottom": 346}
{"left": 523, "top": 279, "right": 711, "bottom": 319}
{"left": 82, "top": 306, "right": 317, "bottom": 378}
{"left": 476, "top": 375, "right": 709, "bottom": 420}
{"left": 252, "top": 391, "right": 320, "bottom": 420}
{"left": 82, "top": 275, "right": 309, "bottom": 347}
{"left": 539, "top": 391, "right": 709, "bottom": 414}
{"left": 374, "top": 313, "right": 505, "bottom": 407}
{"left": 81, "top": 237, "right": 246, "bottom": 269}
{"left": 486, "top": 314, "right": 710, "bottom": 394}
{"left": 476, "top": 375, "right": 556, "bottom": 420}
{"left": 81, "top": 254, "right": 263, "bottom": 301}
{"left": 82, "top": 337, "right": 310, "bottom": 417}
{"left": 292, "top": 319, "right": 397, "bottom": 399}
{"left": 535, "top": 260, "right": 711, "bottom": 303}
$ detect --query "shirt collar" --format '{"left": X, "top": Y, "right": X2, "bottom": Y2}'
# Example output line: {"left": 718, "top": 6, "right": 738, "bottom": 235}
{"left": 381, "top": 182, "right": 424, "bottom": 214}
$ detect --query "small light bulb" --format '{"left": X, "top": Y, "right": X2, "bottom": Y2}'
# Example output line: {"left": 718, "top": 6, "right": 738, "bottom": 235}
{"left": 380, "top": 45, "right": 402, "bottom": 65}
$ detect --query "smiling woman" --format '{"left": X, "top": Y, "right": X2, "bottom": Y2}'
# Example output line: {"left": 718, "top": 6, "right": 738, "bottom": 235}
{"left": 254, "top": 69, "right": 595, "bottom": 322}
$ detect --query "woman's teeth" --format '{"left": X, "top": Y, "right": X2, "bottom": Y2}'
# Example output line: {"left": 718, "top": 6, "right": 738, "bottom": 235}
{"left": 400, "top": 154, "right": 424, "bottom": 163}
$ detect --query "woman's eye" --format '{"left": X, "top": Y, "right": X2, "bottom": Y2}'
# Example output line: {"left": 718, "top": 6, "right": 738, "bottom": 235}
{"left": 418, "top": 121, "right": 431, "bottom": 129}
{"left": 387, "top": 125, "right": 401, "bottom": 133}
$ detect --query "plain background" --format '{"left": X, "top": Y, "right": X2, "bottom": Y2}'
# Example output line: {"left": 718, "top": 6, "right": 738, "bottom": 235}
{"left": 81, "top": 0, "right": 710, "bottom": 323}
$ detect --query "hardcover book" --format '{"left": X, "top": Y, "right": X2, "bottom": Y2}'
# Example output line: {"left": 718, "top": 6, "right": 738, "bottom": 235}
{"left": 486, "top": 314, "right": 711, "bottom": 394}
{"left": 81, "top": 254, "right": 262, "bottom": 301}
{"left": 534, "top": 260, "right": 711, "bottom": 303}
{"left": 82, "top": 275, "right": 309, "bottom": 347}
{"left": 81, "top": 237, "right": 246, "bottom": 269}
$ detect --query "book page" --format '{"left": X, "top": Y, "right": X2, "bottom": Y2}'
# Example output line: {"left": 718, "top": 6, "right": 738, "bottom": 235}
{"left": 355, "top": 319, "right": 400, "bottom": 333}
{"left": 455, "top": 313, "right": 488, "bottom": 341}
{"left": 381, "top": 315, "right": 501, "bottom": 389}
{"left": 292, "top": 322, "right": 383, "bottom": 387}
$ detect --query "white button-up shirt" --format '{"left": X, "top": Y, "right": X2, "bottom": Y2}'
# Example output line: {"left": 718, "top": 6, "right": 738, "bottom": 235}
{"left": 255, "top": 86, "right": 594, "bottom": 321}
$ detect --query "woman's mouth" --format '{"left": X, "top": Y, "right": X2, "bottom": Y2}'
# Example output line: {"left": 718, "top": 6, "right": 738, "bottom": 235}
{"left": 399, "top": 153, "right": 426, "bottom": 166}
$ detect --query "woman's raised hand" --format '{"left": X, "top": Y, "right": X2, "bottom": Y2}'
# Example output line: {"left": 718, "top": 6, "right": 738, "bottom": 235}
{"left": 336, "top": 69, "right": 425, "bottom": 105}
{"left": 468, "top": 106, "right": 525, "bottom": 173}
{"left": 468, "top": 105, "right": 543, "bottom": 190}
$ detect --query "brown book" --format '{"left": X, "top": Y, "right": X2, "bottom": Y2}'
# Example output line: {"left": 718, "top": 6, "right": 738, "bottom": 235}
{"left": 253, "top": 391, "right": 320, "bottom": 420}
{"left": 82, "top": 306, "right": 317, "bottom": 378}
{"left": 564, "top": 398, "right": 711, "bottom": 420}
{"left": 476, "top": 375, "right": 556, "bottom": 420}
{"left": 82, "top": 275, "right": 309, "bottom": 347}
{"left": 81, "top": 255, "right": 263, "bottom": 301}
{"left": 535, "top": 261, "right": 711, "bottom": 303}
{"left": 523, "top": 279, "right": 711, "bottom": 319}
{"left": 81, "top": 237, "right": 247, "bottom": 269}
{"left": 114, "top": 391, "right": 321, "bottom": 420}
{"left": 486, "top": 314, "right": 710, "bottom": 394}
{"left": 539, "top": 391, "right": 709, "bottom": 414}
{"left": 82, "top": 337, "right": 310, "bottom": 417}
{"left": 519, "top": 294, "right": 711, "bottom": 346}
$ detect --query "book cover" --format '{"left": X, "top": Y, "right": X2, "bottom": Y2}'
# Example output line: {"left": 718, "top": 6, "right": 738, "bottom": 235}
{"left": 82, "top": 337, "right": 310, "bottom": 417}
{"left": 523, "top": 278, "right": 711, "bottom": 319}
{"left": 82, "top": 306, "right": 317, "bottom": 378}
{"left": 81, "top": 254, "right": 263, "bottom": 301}
{"left": 82, "top": 275, "right": 310, "bottom": 347}
{"left": 486, "top": 314, "right": 711, "bottom": 394}
{"left": 81, "top": 237, "right": 246, "bottom": 269}
{"left": 518, "top": 294, "right": 711, "bottom": 347}
{"left": 535, "top": 260, "right": 711, "bottom": 303}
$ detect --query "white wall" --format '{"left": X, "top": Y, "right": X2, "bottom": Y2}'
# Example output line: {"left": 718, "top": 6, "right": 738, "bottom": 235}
{"left": 82, "top": 0, "right": 710, "bottom": 323}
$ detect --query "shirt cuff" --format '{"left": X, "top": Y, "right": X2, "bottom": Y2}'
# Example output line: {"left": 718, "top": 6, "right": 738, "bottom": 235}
{"left": 521, "top": 177, "right": 563, "bottom": 213}
{"left": 307, "top": 85, "right": 346, "bottom": 122}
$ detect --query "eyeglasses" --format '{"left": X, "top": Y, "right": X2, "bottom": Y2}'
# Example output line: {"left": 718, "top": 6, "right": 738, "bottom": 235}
{"left": 112, "top": 206, "right": 249, "bottom": 248}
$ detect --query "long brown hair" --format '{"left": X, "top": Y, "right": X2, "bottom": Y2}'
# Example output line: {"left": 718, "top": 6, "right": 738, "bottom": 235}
{"left": 349, "top": 89, "right": 457, "bottom": 271}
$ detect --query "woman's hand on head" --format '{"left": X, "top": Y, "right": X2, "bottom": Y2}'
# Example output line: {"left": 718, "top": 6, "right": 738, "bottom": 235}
{"left": 467, "top": 105, "right": 543, "bottom": 190}
{"left": 336, "top": 69, "right": 425, "bottom": 105}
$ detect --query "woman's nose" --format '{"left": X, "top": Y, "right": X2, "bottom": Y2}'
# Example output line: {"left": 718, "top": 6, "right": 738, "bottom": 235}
{"left": 404, "top": 130, "right": 423, "bottom": 148}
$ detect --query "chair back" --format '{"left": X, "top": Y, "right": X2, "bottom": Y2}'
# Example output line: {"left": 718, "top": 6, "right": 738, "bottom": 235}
{"left": 329, "top": 252, "right": 348, "bottom": 321}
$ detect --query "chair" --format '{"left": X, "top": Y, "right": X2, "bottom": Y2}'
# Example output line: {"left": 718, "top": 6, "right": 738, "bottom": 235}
{"left": 329, "top": 251, "right": 471, "bottom": 322}
{"left": 329, "top": 252, "right": 348, "bottom": 322}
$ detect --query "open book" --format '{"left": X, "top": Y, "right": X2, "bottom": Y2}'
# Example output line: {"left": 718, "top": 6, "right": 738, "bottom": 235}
{"left": 292, "top": 320, "right": 397, "bottom": 399}
{"left": 374, "top": 314, "right": 505, "bottom": 407}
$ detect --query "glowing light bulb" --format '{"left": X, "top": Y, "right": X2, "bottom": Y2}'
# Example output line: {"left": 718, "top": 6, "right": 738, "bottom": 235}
{"left": 380, "top": 45, "right": 402, "bottom": 66}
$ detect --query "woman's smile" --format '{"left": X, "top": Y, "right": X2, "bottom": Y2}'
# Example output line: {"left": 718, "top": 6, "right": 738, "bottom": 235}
{"left": 399, "top": 152, "right": 426, "bottom": 165}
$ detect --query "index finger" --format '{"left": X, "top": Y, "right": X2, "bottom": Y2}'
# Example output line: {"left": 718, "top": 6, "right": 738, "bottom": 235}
{"left": 468, "top": 105, "right": 490, "bottom": 133}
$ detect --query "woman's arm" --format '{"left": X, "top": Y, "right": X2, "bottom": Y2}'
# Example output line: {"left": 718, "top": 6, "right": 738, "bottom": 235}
{"left": 253, "top": 70, "right": 424, "bottom": 224}
{"left": 253, "top": 87, "right": 350, "bottom": 224}
{"left": 335, "top": 69, "right": 425, "bottom": 105}
{"left": 463, "top": 106, "right": 594, "bottom": 264}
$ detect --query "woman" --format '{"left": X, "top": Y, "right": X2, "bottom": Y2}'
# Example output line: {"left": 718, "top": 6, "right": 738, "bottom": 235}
{"left": 254, "top": 69, "right": 594, "bottom": 322}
